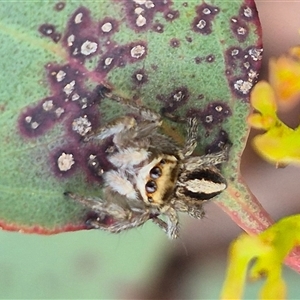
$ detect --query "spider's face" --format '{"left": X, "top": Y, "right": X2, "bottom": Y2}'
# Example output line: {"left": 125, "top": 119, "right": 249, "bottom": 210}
{"left": 136, "top": 154, "right": 180, "bottom": 206}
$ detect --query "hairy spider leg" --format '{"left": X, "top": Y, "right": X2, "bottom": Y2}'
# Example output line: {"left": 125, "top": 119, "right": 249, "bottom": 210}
{"left": 99, "top": 85, "right": 162, "bottom": 124}
{"left": 65, "top": 192, "right": 152, "bottom": 233}
{"left": 180, "top": 117, "right": 199, "bottom": 158}
{"left": 183, "top": 146, "right": 230, "bottom": 171}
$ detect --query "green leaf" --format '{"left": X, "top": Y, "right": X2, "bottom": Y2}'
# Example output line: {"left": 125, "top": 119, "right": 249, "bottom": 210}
{"left": 0, "top": 1, "right": 267, "bottom": 235}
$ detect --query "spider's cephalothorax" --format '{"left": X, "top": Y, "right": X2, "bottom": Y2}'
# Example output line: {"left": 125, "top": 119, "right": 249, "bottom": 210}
{"left": 66, "top": 86, "right": 229, "bottom": 239}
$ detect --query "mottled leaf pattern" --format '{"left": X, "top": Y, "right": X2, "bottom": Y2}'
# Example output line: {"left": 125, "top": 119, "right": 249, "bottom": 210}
{"left": 0, "top": 1, "right": 267, "bottom": 234}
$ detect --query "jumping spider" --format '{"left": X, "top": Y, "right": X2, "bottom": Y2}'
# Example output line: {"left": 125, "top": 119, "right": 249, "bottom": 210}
{"left": 65, "top": 85, "right": 229, "bottom": 239}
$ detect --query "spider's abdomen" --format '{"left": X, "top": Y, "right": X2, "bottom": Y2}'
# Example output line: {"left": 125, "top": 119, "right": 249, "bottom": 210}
{"left": 178, "top": 166, "right": 227, "bottom": 201}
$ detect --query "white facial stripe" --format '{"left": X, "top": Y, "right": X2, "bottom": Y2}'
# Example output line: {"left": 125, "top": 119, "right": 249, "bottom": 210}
{"left": 186, "top": 179, "right": 226, "bottom": 194}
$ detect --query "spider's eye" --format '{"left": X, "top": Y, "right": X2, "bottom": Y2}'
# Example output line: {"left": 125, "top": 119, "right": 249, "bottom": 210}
{"left": 160, "top": 159, "right": 166, "bottom": 165}
{"left": 150, "top": 166, "right": 162, "bottom": 179}
{"left": 145, "top": 180, "right": 157, "bottom": 193}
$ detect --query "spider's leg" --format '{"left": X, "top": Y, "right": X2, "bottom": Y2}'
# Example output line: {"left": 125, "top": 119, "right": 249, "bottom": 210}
{"left": 65, "top": 191, "right": 124, "bottom": 216}
{"left": 65, "top": 191, "right": 151, "bottom": 233}
{"left": 203, "top": 146, "right": 230, "bottom": 165}
{"left": 87, "top": 209, "right": 152, "bottom": 234}
{"left": 65, "top": 191, "right": 103, "bottom": 209}
{"left": 184, "top": 145, "right": 230, "bottom": 170}
{"left": 151, "top": 217, "right": 168, "bottom": 233}
{"left": 159, "top": 206, "right": 180, "bottom": 239}
{"left": 84, "top": 116, "right": 136, "bottom": 142}
{"left": 173, "top": 199, "right": 206, "bottom": 220}
{"left": 180, "top": 117, "right": 198, "bottom": 158}
{"left": 87, "top": 85, "right": 163, "bottom": 147}
{"left": 112, "top": 120, "right": 160, "bottom": 150}
{"left": 98, "top": 84, "right": 162, "bottom": 124}
{"left": 160, "top": 109, "right": 187, "bottom": 123}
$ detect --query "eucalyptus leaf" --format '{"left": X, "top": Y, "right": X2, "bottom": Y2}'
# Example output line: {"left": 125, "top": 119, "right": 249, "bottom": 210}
{"left": 0, "top": 1, "right": 268, "bottom": 234}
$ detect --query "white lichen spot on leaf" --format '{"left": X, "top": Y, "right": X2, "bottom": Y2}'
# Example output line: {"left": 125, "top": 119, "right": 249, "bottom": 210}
{"left": 72, "top": 115, "right": 92, "bottom": 136}
{"left": 57, "top": 152, "right": 75, "bottom": 171}
{"left": 42, "top": 100, "right": 54, "bottom": 111}
{"left": 130, "top": 45, "right": 146, "bottom": 58}
{"left": 74, "top": 12, "right": 83, "bottom": 24}
{"left": 136, "top": 14, "right": 147, "bottom": 27}
{"left": 196, "top": 19, "right": 206, "bottom": 30}
{"left": 56, "top": 70, "right": 66, "bottom": 82}
{"left": 243, "top": 7, "right": 253, "bottom": 18}
{"left": 101, "top": 22, "right": 113, "bottom": 33}
{"left": 248, "top": 47, "right": 263, "bottom": 61}
{"left": 234, "top": 79, "right": 253, "bottom": 95}
{"left": 81, "top": 40, "right": 98, "bottom": 56}
{"left": 63, "top": 80, "right": 75, "bottom": 96}
{"left": 55, "top": 107, "right": 65, "bottom": 118}
{"left": 67, "top": 34, "right": 75, "bottom": 47}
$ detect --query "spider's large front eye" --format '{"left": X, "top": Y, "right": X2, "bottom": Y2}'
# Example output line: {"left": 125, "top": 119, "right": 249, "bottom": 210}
{"left": 150, "top": 166, "right": 162, "bottom": 179}
{"left": 146, "top": 180, "right": 157, "bottom": 193}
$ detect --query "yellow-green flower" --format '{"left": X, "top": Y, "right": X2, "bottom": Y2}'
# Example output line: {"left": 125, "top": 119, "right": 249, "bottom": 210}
{"left": 221, "top": 215, "right": 300, "bottom": 300}
{"left": 248, "top": 81, "right": 277, "bottom": 130}
{"left": 269, "top": 54, "right": 300, "bottom": 109}
{"left": 248, "top": 81, "right": 300, "bottom": 166}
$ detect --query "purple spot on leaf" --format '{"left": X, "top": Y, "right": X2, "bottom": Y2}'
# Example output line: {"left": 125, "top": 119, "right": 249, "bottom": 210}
{"left": 206, "top": 54, "right": 215, "bottom": 63}
{"left": 66, "top": 108, "right": 100, "bottom": 140}
{"left": 195, "top": 56, "right": 204, "bottom": 64}
{"left": 82, "top": 141, "right": 114, "bottom": 183}
{"left": 192, "top": 3, "right": 220, "bottom": 35}
{"left": 52, "top": 32, "right": 62, "bottom": 43}
{"left": 96, "top": 45, "right": 127, "bottom": 75}
{"left": 225, "top": 45, "right": 262, "bottom": 100}
{"left": 230, "top": 17, "right": 249, "bottom": 43}
{"left": 240, "top": 0, "right": 259, "bottom": 24}
{"left": 164, "top": 10, "right": 180, "bottom": 22}
{"left": 132, "top": 69, "right": 148, "bottom": 85}
{"left": 158, "top": 87, "right": 189, "bottom": 114}
{"left": 185, "top": 36, "right": 192, "bottom": 43}
{"left": 205, "top": 130, "right": 231, "bottom": 154}
{"left": 39, "top": 24, "right": 61, "bottom": 43}
{"left": 39, "top": 24, "right": 55, "bottom": 36}
{"left": 18, "top": 97, "right": 65, "bottom": 138}
{"left": 62, "top": 7, "right": 100, "bottom": 62}
{"left": 152, "top": 22, "right": 164, "bottom": 33}
{"left": 46, "top": 63, "right": 85, "bottom": 100}
{"left": 54, "top": 2, "right": 65, "bottom": 11}
{"left": 151, "top": 64, "right": 158, "bottom": 71}
{"left": 121, "top": 0, "right": 171, "bottom": 32}
{"left": 170, "top": 38, "right": 180, "bottom": 48}
{"left": 187, "top": 102, "right": 231, "bottom": 130}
